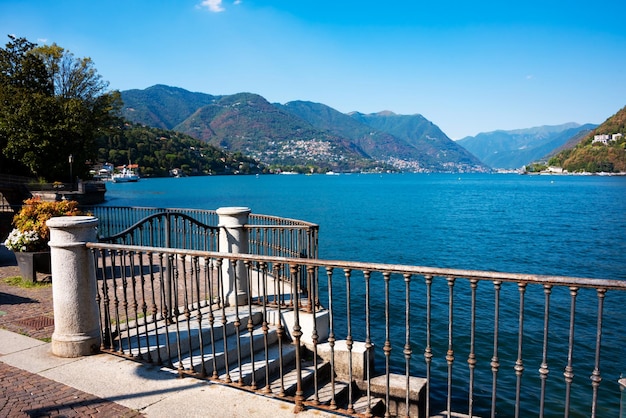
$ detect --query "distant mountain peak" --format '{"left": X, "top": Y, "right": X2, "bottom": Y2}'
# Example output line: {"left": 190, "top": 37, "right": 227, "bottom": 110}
{"left": 457, "top": 123, "right": 597, "bottom": 169}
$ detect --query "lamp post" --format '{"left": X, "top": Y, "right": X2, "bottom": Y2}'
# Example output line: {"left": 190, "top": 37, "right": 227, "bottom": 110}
{"left": 68, "top": 154, "right": 74, "bottom": 191}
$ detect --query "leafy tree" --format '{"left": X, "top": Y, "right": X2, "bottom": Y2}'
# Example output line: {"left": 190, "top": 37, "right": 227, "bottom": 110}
{"left": 0, "top": 35, "right": 122, "bottom": 181}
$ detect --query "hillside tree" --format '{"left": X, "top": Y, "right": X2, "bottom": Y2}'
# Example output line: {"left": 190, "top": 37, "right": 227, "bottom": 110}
{"left": 0, "top": 35, "right": 122, "bottom": 181}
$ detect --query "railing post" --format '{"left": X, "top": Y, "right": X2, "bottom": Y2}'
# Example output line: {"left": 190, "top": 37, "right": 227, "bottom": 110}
{"left": 47, "top": 216, "right": 100, "bottom": 357}
{"left": 217, "top": 206, "right": 251, "bottom": 306}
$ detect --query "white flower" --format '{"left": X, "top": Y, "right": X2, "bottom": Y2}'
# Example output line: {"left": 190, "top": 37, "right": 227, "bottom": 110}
{"left": 3, "top": 228, "right": 42, "bottom": 252}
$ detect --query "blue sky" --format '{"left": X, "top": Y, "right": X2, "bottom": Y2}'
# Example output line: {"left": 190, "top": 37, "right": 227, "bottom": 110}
{"left": 1, "top": 0, "right": 625, "bottom": 139}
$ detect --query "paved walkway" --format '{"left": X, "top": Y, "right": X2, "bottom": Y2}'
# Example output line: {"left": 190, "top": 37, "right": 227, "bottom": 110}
{"left": 0, "top": 245, "right": 340, "bottom": 417}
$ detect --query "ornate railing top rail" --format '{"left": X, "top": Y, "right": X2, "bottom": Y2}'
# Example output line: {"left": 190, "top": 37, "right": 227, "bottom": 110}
{"left": 82, "top": 205, "right": 318, "bottom": 238}
{"left": 87, "top": 242, "right": 624, "bottom": 290}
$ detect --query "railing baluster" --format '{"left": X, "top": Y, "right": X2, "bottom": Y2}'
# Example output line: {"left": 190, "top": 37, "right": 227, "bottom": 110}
{"left": 310, "top": 265, "right": 320, "bottom": 405}
{"left": 129, "top": 250, "right": 143, "bottom": 359}
{"left": 404, "top": 273, "right": 412, "bottom": 418}
{"left": 159, "top": 253, "right": 174, "bottom": 369}
{"left": 383, "top": 271, "right": 391, "bottom": 418}
{"left": 468, "top": 279, "right": 478, "bottom": 418}
{"left": 446, "top": 277, "right": 456, "bottom": 417}
{"left": 326, "top": 266, "right": 337, "bottom": 410}
{"left": 364, "top": 270, "right": 372, "bottom": 416}
{"left": 121, "top": 250, "right": 132, "bottom": 356}
{"left": 99, "top": 249, "right": 113, "bottom": 350}
{"left": 194, "top": 256, "right": 207, "bottom": 377}
{"left": 148, "top": 251, "right": 163, "bottom": 366}
{"left": 260, "top": 262, "right": 272, "bottom": 394}
{"left": 291, "top": 264, "right": 305, "bottom": 413}
{"left": 424, "top": 274, "right": 433, "bottom": 418}
{"left": 539, "top": 284, "right": 552, "bottom": 418}
{"left": 515, "top": 282, "right": 527, "bottom": 418}
{"left": 590, "top": 288, "right": 607, "bottom": 418}
{"left": 491, "top": 280, "right": 502, "bottom": 418}
{"left": 139, "top": 252, "right": 152, "bottom": 363}
{"left": 245, "top": 260, "right": 256, "bottom": 390}
{"left": 207, "top": 257, "right": 219, "bottom": 379}
{"left": 93, "top": 248, "right": 104, "bottom": 350}
{"left": 172, "top": 254, "right": 184, "bottom": 377}
{"left": 217, "top": 258, "right": 231, "bottom": 383}
{"left": 232, "top": 259, "right": 243, "bottom": 386}
{"left": 564, "top": 286, "right": 579, "bottom": 418}
{"left": 344, "top": 268, "right": 355, "bottom": 414}
{"left": 275, "top": 263, "right": 286, "bottom": 397}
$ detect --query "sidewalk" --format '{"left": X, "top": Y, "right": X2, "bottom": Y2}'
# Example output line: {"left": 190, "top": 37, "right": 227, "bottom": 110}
{"left": 0, "top": 246, "right": 340, "bottom": 417}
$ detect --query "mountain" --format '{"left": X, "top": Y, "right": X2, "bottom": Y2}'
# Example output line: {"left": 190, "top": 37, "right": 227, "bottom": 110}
{"left": 457, "top": 123, "right": 597, "bottom": 169}
{"left": 121, "top": 85, "right": 491, "bottom": 172}
{"left": 121, "top": 84, "right": 219, "bottom": 130}
{"left": 349, "top": 111, "right": 488, "bottom": 172}
{"left": 548, "top": 105, "right": 626, "bottom": 173}
{"left": 277, "top": 101, "right": 487, "bottom": 172}
{"left": 174, "top": 93, "right": 373, "bottom": 172}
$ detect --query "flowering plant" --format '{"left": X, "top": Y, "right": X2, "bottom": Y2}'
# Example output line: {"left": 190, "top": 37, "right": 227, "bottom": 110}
{"left": 3, "top": 197, "right": 82, "bottom": 252}
{"left": 4, "top": 229, "right": 43, "bottom": 252}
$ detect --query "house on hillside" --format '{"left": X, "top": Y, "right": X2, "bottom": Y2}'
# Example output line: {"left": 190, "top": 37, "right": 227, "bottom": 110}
{"left": 592, "top": 133, "right": 623, "bottom": 145}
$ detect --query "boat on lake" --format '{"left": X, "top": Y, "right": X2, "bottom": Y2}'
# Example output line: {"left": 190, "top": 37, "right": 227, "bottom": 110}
{"left": 112, "top": 165, "right": 140, "bottom": 183}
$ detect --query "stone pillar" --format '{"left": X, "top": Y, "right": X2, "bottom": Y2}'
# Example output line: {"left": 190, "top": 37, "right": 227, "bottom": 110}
{"left": 47, "top": 216, "right": 100, "bottom": 357}
{"left": 217, "top": 207, "right": 251, "bottom": 306}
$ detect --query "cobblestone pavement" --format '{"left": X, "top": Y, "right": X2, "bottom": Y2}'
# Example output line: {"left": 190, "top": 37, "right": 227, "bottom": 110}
{"left": 0, "top": 247, "right": 144, "bottom": 417}
{"left": 0, "top": 265, "right": 55, "bottom": 340}
{"left": 0, "top": 362, "right": 143, "bottom": 417}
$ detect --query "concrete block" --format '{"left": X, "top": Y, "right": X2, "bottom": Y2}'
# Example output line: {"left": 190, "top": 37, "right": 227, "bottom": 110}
{"left": 317, "top": 340, "right": 374, "bottom": 381}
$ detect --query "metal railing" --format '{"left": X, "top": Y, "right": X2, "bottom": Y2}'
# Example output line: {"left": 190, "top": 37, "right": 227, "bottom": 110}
{"left": 86, "top": 206, "right": 319, "bottom": 310}
{"left": 88, "top": 243, "right": 626, "bottom": 417}
{"left": 84, "top": 206, "right": 319, "bottom": 257}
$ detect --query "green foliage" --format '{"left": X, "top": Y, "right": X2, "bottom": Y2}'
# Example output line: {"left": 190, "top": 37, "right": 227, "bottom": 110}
{"left": 3, "top": 276, "right": 52, "bottom": 288}
{"left": 121, "top": 84, "right": 217, "bottom": 130}
{"left": 549, "top": 105, "right": 626, "bottom": 173}
{"left": 0, "top": 35, "right": 122, "bottom": 181}
{"left": 96, "top": 124, "right": 265, "bottom": 176}
{"left": 12, "top": 197, "right": 82, "bottom": 242}
{"left": 526, "top": 163, "right": 548, "bottom": 172}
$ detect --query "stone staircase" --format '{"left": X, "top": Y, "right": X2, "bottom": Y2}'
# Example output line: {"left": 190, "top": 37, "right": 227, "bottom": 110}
{"left": 109, "top": 304, "right": 425, "bottom": 417}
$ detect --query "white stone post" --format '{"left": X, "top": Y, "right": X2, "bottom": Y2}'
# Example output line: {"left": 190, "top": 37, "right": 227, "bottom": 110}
{"left": 217, "top": 207, "right": 251, "bottom": 306}
{"left": 47, "top": 216, "right": 100, "bottom": 357}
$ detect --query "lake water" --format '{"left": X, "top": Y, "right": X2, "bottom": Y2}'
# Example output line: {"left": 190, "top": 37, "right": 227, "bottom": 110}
{"left": 103, "top": 173, "right": 626, "bottom": 280}
{"left": 102, "top": 173, "right": 626, "bottom": 416}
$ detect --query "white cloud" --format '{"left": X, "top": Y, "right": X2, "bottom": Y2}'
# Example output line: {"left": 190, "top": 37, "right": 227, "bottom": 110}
{"left": 200, "top": 0, "right": 225, "bottom": 13}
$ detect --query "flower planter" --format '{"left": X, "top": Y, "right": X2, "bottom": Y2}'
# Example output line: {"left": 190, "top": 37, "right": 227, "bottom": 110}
{"left": 15, "top": 251, "right": 51, "bottom": 283}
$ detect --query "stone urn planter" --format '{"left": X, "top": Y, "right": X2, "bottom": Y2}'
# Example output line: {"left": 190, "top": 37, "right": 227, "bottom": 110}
{"left": 15, "top": 251, "right": 51, "bottom": 283}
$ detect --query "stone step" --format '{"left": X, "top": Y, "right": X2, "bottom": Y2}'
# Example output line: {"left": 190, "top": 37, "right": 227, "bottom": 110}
{"left": 113, "top": 306, "right": 264, "bottom": 363}
{"left": 219, "top": 340, "right": 298, "bottom": 387}
{"left": 175, "top": 324, "right": 280, "bottom": 376}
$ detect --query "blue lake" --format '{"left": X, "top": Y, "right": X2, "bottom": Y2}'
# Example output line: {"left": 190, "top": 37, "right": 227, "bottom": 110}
{"left": 102, "top": 173, "right": 626, "bottom": 416}
{"left": 103, "top": 173, "right": 626, "bottom": 280}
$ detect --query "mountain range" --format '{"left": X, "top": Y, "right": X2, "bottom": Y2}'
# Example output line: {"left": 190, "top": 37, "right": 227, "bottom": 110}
{"left": 120, "top": 84, "right": 600, "bottom": 172}
{"left": 457, "top": 123, "right": 597, "bottom": 169}
{"left": 121, "top": 85, "right": 488, "bottom": 173}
